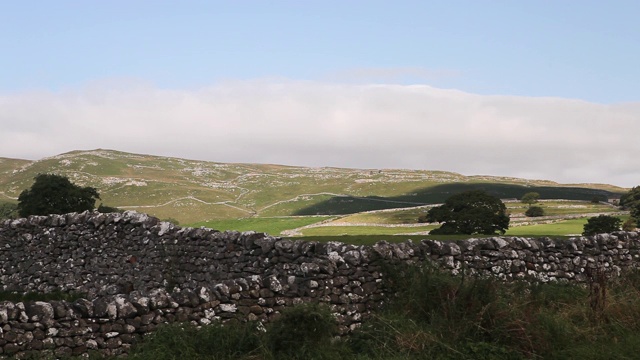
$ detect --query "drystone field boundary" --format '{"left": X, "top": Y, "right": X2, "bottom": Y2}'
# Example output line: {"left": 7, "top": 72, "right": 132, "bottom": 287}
{"left": 0, "top": 211, "right": 639, "bottom": 358}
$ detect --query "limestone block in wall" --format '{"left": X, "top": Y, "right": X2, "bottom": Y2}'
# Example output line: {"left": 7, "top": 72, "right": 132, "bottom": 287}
{"left": 343, "top": 250, "right": 362, "bottom": 266}
{"left": 70, "top": 299, "right": 93, "bottom": 318}
{"left": 93, "top": 297, "right": 117, "bottom": 320}
{"left": 23, "top": 302, "right": 54, "bottom": 323}
{"left": 265, "top": 275, "right": 283, "bottom": 293}
{"left": 252, "top": 235, "right": 277, "bottom": 254}
{"left": 171, "top": 288, "right": 200, "bottom": 307}
{"left": 0, "top": 301, "right": 21, "bottom": 323}
{"left": 299, "top": 262, "right": 320, "bottom": 275}
{"left": 274, "top": 239, "right": 294, "bottom": 253}
{"left": 490, "top": 237, "right": 509, "bottom": 249}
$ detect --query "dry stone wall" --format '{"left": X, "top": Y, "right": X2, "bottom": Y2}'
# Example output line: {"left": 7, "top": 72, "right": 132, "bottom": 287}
{"left": 1, "top": 211, "right": 639, "bottom": 358}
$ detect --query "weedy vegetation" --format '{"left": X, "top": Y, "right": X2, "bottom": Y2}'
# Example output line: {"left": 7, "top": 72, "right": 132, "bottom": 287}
{"left": 34, "top": 265, "right": 640, "bottom": 360}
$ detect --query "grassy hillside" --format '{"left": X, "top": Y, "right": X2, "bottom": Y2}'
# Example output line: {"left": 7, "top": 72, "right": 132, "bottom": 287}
{"left": 0, "top": 157, "right": 31, "bottom": 202}
{"left": 0, "top": 149, "right": 627, "bottom": 224}
{"left": 184, "top": 199, "right": 624, "bottom": 241}
{"left": 293, "top": 182, "right": 618, "bottom": 215}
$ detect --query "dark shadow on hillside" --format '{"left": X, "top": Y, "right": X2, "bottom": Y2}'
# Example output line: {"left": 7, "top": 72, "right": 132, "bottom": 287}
{"left": 293, "top": 183, "right": 621, "bottom": 215}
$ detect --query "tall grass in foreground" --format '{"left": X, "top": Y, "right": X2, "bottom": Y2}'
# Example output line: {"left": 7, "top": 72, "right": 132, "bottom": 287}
{"left": 126, "top": 303, "right": 346, "bottom": 360}
{"left": 48, "top": 266, "right": 640, "bottom": 360}
{"left": 353, "top": 264, "right": 640, "bottom": 359}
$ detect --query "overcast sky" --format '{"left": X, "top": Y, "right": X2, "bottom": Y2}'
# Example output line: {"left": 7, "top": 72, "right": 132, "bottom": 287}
{"left": 1, "top": 1, "right": 638, "bottom": 187}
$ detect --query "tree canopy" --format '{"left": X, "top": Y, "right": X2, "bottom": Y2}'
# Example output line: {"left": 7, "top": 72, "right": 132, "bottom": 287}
{"left": 520, "top": 192, "right": 540, "bottom": 206}
{"left": 424, "top": 190, "right": 510, "bottom": 235}
{"left": 525, "top": 206, "right": 545, "bottom": 217}
{"left": 582, "top": 215, "right": 621, "bottom": 236}
{"left": 620, "top": 186, "right": 640, "bottom": 223}
{"left": 17, "top": 174, "right": 100, "bottom": 217}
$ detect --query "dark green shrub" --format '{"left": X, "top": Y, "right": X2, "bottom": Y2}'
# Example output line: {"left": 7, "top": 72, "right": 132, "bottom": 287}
{"left": 583, "top": 215, "right": 622, "bottom": 235}
{"left": 128, "top": 321, "right": 262, "bottom": 360}
{"left": 266, "top": 303, "right": 339, "bottom": 359}
{"left": 525, "top": 206, "right": 545, "bottom": 217}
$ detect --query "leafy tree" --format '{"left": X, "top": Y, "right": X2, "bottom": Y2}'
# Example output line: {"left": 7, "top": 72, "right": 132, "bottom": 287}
{"left": 525, "top": 206, "right": 545, "bottom": 217}
{"left": 582, "top": 215, "right": 621, "bottom": 236}
{"left": 425, "top": 190, "right": 510, "bottom": 235}
{"left": 620, "top": 186, "right": 640, "bottom": 223}
{"left": 17, "top": 174, "right": 100, "bottom": 217}
{"left": 620, "top": 186, "right": 640, "bottom": 207}
{"left": 521, "top": 192, "right": 540, "bottom": 206}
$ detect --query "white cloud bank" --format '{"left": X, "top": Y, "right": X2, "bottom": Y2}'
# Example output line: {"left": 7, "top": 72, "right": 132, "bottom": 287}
{"left": 1, "top": 80, "right": 638, "bottom": 187}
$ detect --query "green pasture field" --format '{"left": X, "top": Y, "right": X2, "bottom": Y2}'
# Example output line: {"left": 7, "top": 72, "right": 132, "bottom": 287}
{"left": 506, "top": 200, "right": 618, "bottom": 216}
{"left": 335, "top": 200, "right": 618, "bottom": 226}
{"left": 337, "top": 207, "right": 431, "bottom": 224}
{"left": 288, "top": 234, "right": 493, "bottom": 246}
{"left": 188, "top": 216, "right": 333, "bottom": 236}
{"left": 289, "top": 223, "right": 582, "bottom": 245}
{"left": 256, "top": 194, "right": 336, "bottom": 217}
{"left": 291, "top": 215, "right": 632, "bottom": 244}
{"left": 186, "top": 211, "right": 630, "bottom": 244}
{"left": 508, "top": 214, "right": 630, "bottom": 237}
{"left": 289, "top": 235, "right": 421, "bottom": 246}
{"left": 505, "top": 218, "right": 588, "bottom": 236}
{"left": 293, "top": 182, "right": 622, "bottom": 216}
{"left": 298, "top": 224, "right": 436, "bottom": 237}
{"left": 145, "top": 201, "right": 251, "bottom": 225}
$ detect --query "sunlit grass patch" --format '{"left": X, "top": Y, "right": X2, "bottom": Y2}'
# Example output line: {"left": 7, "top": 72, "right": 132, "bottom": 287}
{"left": 189, "top": 216, "right": 333, "bottom": 236}
{"left": 506, "top": 218, "right": 588, "bottom": 236}
{"left": 299, "top": 225, "right": 436, "bottom": 237}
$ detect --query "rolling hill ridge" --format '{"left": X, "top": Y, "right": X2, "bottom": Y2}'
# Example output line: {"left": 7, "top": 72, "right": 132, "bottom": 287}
{"left": 0, "top": 149, "right": 626, "bottom": 224}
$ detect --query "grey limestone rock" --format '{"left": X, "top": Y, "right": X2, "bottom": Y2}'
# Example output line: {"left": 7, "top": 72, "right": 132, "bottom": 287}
{"left": 23, "top": 301, "right": 54, "bottom": 322}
